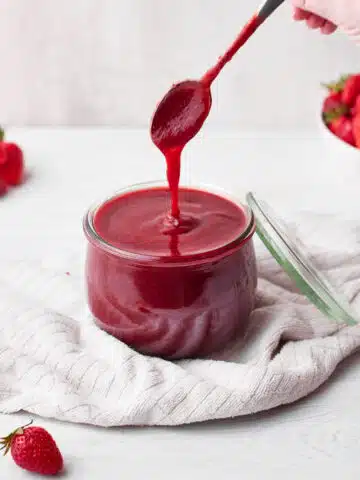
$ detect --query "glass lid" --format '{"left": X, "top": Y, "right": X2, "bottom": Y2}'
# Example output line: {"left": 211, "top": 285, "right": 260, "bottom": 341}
{"left": 246, "top": 192, "right": 358, "bottom": 327}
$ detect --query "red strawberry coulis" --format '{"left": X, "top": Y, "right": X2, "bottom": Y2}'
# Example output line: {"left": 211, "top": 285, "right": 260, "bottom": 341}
{"left": 85, "top": 183, "right": 257, "bottom": 359}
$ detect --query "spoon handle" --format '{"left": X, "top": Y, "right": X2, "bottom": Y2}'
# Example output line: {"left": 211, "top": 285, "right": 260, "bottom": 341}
{"left": 201, "top": 0, "right": 285, "bottom": 87}
{"left": 257, "top": 0, "right": 285, "bottom": 21}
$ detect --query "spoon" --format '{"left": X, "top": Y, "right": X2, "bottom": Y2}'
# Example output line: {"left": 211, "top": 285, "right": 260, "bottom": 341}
{"left": 151, "top": 0, "right": 285, "bottom": 151}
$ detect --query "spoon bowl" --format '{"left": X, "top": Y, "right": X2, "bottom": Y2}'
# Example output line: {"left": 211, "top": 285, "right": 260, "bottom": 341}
{"left": 150, "top": 80, "right": 212, "bottom": 152}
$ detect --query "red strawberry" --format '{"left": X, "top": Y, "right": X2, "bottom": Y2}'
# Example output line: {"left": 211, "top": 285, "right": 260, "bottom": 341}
{"left": 0, "top": 127, "right": 24, "bottom": 186}
{"left": 1, "top": 420, "right": 63, "bottom": 476}
{"left": 0, "top": 143, "right": 6, "bottom": 165}
{"left": 342, "top": 74, "right": 360, "bottom": 106}
{"left": 351, "top": 95, "right": 360, "bottom": 116}
{"left": 328, "top": 116, "right": 355, "bottom": 146}
{"left": 0, "top": 143, "right": 24, "bottom": 186}
{"left": 322, "top": 92, "right": 349, "bottom": 122}
{"left": 322, "top": 92, "right": 344, "bottom": 113}
{"left": 352, "top": 114, "right": 360, "bottom": 148}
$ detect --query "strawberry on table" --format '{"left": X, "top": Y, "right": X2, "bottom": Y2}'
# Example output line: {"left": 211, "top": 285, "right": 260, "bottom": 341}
{"left": 1, "top": 420, "right": 64, "bottom": 476}
{"left": 0, "top": 127, "right": 24, "bottom": 186}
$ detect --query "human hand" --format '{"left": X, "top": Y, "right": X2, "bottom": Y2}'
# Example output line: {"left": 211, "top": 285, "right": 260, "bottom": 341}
{"left": 291, "top": 0, "right": 360, "bottom": 41}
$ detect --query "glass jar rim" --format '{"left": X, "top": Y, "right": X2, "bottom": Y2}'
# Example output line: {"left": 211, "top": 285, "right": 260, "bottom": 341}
{"left": 83, "top": 180, "right": 256, "bottom": 266}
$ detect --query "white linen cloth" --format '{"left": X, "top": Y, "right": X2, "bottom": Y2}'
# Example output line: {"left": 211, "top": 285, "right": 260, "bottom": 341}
{"left": 0, "top": 212, "right": 359, "bottom": 427}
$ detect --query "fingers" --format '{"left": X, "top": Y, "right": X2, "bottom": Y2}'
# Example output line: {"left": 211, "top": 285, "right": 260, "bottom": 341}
{"left": 306, "top": 13, "right": 326, "bottom": 28}
{"left": 293, "top": 7, "right": 310, "bottom": 20}
{"left": 293, "top": 7, "right": 337, "bottom": 34}
{"left": 321, "top": 21, "right": 337, "bottom": 34}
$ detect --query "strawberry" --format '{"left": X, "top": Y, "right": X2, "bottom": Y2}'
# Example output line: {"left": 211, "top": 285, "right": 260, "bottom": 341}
{"left": 322, "top": 91, "right": 343, "bottom": 113}
{"left": 1, "top": 420, "right": 63, "bottom": 476}
{"left": 322, "top": 91, "right": 349, "bottom": 121}
{"left": 351, "top": 95, "right": 360, "bottom": 116}
{"left": 322, "top": 89, "right": 355, "bottom": 146}
{"left": 0, "top": 143, "right": 6, "bottom": 165}
{"left": 352, "top": 114, "right": 360, "bottom": 148}
{"left": 0, "top": 143, "right": 25, "bottom": 186}
{"left": 328, "top": 116, "right": 355, "bottom": 146}
{"left": 0, "top": 128, "right": 24, "bottom": 186}
{"left": 342, "top": 74, "right": 360, "bottom": 106}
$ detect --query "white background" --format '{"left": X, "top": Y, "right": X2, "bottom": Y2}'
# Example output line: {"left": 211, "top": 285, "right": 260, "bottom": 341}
{"left": 0, "top": 0, "right": 359, "bottom": 129}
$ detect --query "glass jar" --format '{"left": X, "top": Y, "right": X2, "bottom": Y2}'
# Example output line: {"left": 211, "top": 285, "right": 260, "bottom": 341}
{"left": 83, "top": 182, "right": 257, "bottom": 360}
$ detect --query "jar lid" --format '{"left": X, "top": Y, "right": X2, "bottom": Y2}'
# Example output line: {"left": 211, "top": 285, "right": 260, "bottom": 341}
{"left": 246, "top": 192, "right": 358, "bottom": 327}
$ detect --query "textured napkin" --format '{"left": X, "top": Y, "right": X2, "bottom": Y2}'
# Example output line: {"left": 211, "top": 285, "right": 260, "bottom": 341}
{"left": 0, "top": 212, "right": 360, "bottom": 427}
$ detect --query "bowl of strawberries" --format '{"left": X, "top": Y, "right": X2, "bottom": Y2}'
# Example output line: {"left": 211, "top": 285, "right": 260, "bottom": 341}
{"left": 321, "top": 73, "right": 360, "bottom": 149}
{"left": 320, "top": 73, "right": 360, "bottom": 184}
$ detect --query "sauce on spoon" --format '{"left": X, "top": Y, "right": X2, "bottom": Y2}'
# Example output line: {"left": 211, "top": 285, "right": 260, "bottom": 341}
{"left": 150, "top": 14, "right": 262, "bottom": 220}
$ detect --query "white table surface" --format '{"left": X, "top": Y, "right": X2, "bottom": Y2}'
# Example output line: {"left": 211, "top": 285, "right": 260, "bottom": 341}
{"left": 1, "top": 127, "right": 360, "bottom": 479}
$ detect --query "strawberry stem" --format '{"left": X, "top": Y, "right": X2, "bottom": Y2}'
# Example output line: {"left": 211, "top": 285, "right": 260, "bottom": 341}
{"left": 0, "top": 419, "right": 33, "bottom": 456}
{"left": 322, "top": 75, "right": 349, "bottom": 93}
{"left": 0, "top": 128, "right": 5, "bottom": 142}
{"left": 18, "top": 419, "right": 33, "bottom": 430}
